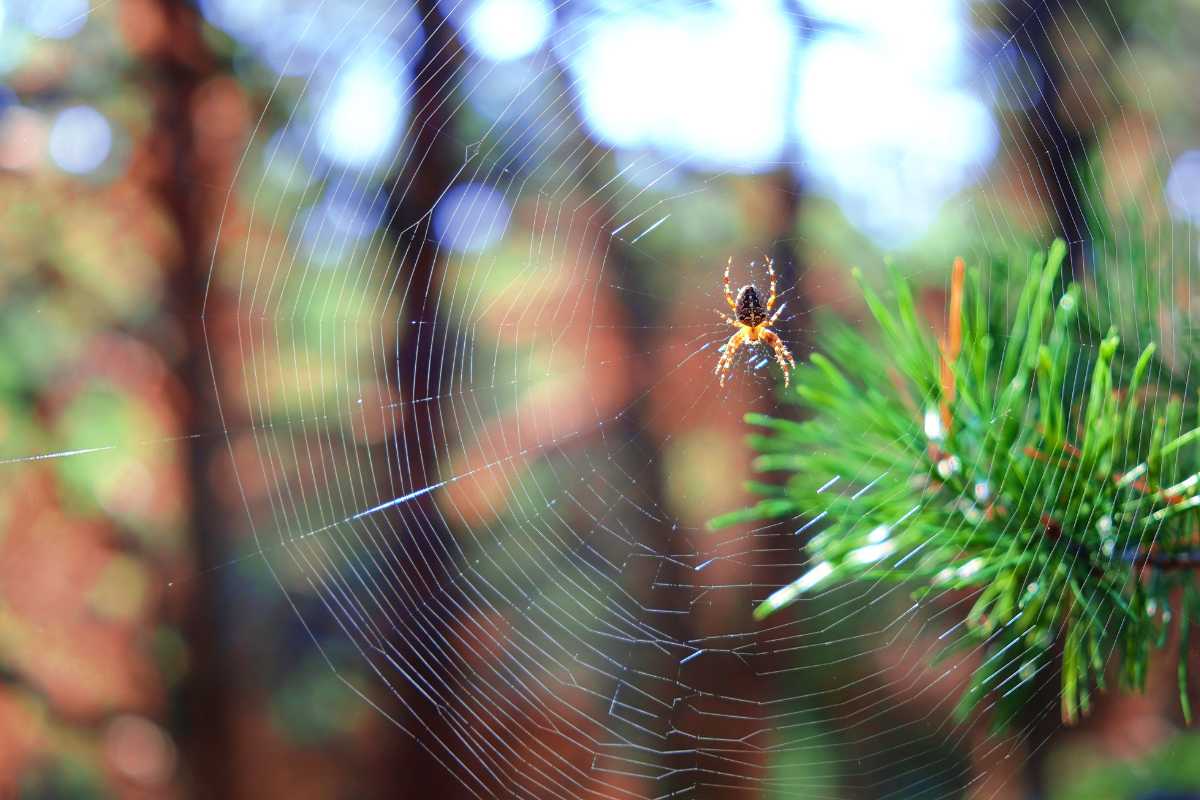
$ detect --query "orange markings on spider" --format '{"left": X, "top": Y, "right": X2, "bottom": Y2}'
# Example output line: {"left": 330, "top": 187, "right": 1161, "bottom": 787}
{"left": 714, "top": 255, "right": 796, "bottom": 388}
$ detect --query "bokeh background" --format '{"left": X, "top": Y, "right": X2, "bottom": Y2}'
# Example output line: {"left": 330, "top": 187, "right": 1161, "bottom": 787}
{"left": 1, "top": 0, "right": 1200, "bottom": 798}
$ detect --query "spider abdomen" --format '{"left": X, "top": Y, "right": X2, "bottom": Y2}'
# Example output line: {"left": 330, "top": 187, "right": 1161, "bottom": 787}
{"left": 735, "top": 285, "right": 767, "bottom": 327}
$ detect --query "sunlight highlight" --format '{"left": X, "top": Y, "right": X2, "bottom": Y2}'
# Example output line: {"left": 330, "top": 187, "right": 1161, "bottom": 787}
{"left": 464, "top": 0, "right": 552, "bottom": 62}
{"left": 316, "top": 48, "right": 408, "bottom": 169}
{"left": 567, "top": 2, "right": 794, "bottom": 172}
{"left": 48, "top": 105, "right": 110, "bottom": 174}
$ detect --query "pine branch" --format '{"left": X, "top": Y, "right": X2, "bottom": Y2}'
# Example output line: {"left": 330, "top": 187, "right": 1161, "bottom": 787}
{"left": 713, "top": 240, "right": 1200, "bottom": 726}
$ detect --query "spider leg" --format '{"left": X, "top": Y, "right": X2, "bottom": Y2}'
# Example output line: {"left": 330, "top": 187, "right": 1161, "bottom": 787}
{"left": 764, "top": 254, "right": 777, "bottom": 311}
{"left": 717, "top": 310, "right": 738, "bottom": 326}
{"left": 760, "top": 328, "right": 796, "bottom": 388}
{"left": 724, "top": 256, "right": 737, "bottom": 311}
{"left": 715, "top": 327, "right": 747, "bottom": 387}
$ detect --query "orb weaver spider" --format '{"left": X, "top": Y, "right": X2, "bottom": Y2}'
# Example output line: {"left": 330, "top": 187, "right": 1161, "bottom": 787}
{"left": 714, "top": 255, "right": 796, "bottom": 388}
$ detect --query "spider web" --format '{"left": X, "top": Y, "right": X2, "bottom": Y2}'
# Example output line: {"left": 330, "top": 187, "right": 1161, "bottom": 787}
{"left": 190, "top": 0, "right": 1189, "bottom": 797}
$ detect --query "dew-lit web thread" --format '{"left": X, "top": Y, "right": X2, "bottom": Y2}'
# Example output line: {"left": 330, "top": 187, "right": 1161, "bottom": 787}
{"left": 267, "top": 7, "right": 1017, "bottom": 800}
{"left": 248, "top": 3, "right": 1056, "bottom": 796}
{"left": 205, "top": 1, "right": 1187, "bottom": 798}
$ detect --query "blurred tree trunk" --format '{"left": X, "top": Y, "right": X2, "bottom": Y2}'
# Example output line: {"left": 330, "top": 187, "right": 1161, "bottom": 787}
{"left": 384, "top": 2, "right": 465, "bottom": 794}
{"left": 147, "top": 2, "right": 235, "bottom": 796}
{"left": 1014, "top": 0, "right": 1095, "bottom": 277}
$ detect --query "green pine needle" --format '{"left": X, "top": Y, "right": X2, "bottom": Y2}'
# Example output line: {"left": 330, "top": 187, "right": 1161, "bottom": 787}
{"left": 713, "top": 241, "right": 1200, "bottom": 725}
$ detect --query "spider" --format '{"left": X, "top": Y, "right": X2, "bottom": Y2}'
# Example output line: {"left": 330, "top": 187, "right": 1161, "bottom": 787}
{"left": 714, "top": 255, "right": 796, "bottom": 388}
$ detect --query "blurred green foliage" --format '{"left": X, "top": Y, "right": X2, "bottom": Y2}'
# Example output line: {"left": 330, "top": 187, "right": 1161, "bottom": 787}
{"left": 1050, "top": 732, "right": 1200, "bottom": 800}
